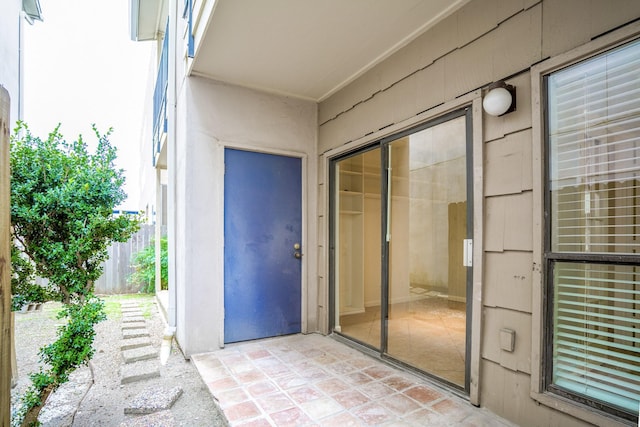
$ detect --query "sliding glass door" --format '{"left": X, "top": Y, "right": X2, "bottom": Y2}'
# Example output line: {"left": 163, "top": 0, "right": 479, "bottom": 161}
{"left": 332, "top": 109, "right": 472, "bottom": 390}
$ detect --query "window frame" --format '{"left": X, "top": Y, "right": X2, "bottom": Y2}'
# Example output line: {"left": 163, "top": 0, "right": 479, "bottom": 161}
{"left": 531, "top": 21, "right": 640, "bottom": 426}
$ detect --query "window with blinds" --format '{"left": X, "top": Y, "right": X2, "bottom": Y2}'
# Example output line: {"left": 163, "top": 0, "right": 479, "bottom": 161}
{"left": 546, "top": 38, "right": 640, "bottom": 420}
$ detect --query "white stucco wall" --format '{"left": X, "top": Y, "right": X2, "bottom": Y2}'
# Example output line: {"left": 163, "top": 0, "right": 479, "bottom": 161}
{"left": 0, "top": 1, "right": 22, "bottom": 123}
{"left": 173, "top": 76, "right": 317, "bottom": 355}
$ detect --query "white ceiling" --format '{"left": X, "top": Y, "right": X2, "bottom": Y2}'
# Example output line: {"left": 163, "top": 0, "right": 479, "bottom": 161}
{"left": 191, "top": 0, "right": 468, "bottom": 102}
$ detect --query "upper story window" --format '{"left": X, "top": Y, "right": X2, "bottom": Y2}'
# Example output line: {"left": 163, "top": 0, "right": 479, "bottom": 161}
{"left": 544, "top": 38, "right": 640, "bottom": 422}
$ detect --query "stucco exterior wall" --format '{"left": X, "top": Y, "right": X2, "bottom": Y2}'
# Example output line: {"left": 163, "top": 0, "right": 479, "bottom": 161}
{"left": 317, "top": 0, "right": 640, "bottom": 426}
{"left": 173, "top": 76, "right": 318, "bottom": 355}
{"left": 0, "top": 1, "right": 22, "bottom": 123}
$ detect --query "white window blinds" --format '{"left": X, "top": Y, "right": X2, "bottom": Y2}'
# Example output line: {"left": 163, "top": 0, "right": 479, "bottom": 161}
{"left": 548, "top": 39, "right": 640, "bottom": 254}
{"left": 547, "top": 39, "right": 640, "bottom": 417}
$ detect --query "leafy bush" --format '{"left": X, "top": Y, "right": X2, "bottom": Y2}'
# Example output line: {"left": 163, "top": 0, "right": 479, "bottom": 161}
{"left": 129, "top": 237, "right": 168, "bottom": 293}
{"left": 11, "top": 245, "right": 55, "bottom": 311}
{"left": 10, "top": 123, "right": 138, "bottom": 426}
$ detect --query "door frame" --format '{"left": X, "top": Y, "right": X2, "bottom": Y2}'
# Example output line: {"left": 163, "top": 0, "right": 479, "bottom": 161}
{"left": 217, "top": 143, "right": 308, "bottom": 347}
{"left": 323, "top": 91, "right": 484, "bottom": 404}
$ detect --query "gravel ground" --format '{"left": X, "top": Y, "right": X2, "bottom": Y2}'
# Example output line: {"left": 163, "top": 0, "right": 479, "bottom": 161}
{"left": 12, "top": 295, "right": 228, "bottom": 427}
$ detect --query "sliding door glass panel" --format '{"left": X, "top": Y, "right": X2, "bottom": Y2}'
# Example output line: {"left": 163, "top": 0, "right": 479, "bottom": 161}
{"left": 335, "top": 148, "right": 382, "bottom": 349}
{"left": 386, "top": 116, "right": 468, "bottom": 387}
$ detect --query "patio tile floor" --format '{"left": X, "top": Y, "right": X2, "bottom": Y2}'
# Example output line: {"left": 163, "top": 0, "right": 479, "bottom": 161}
{"left": 192, "top": 334, "right": 515, "bottom": 426}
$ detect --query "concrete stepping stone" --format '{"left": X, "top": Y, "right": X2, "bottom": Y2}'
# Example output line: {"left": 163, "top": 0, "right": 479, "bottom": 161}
{"left": 123, "top": 345, "right": 157, "bottom": 364}
{"left": 122, "top": 311, "right": 144, "bottom": 317}
{"left": 123, "top": 328, "right": 150, "bottom": 339}
{"left": 121, "top": 336, "right": 152, "bottom": 351}
{"left": 122, "top": 316, "right": 146, "bottom": 323}
{"left": 38, "top": 367, "right": 92, "bottom": 426}
{"left": 119, "top": 410, "right": 176, "bottom": 427}
{"left": 122, "top": 321, "right": 147, "bottom": 330}
{"left": 121, "top": 360, "right": 160, "bottom": 384}
{"left": 124, "top": 386, "right": 183, "bottom": 415}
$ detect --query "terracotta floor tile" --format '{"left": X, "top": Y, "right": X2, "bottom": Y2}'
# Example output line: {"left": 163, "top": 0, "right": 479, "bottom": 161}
{"left": 207, "top": 376, "right": 239, "bottom": 392}
{"left": 255, "top": 392, "right": 295, "bottom": 414}
{"left": 299, "top": 347, "right": 325, "bottom": 358}
{"left": 300, "top": 396, "right": 343, "bottom": 420}
{"left": 192, "top": 353, "right": 222, "bottom": 367}
{"left": 225, "top": 401, "right": 261, "bottom": 423}
{"left": 343, "top": 371, "right": 373, "bottom": 386}
{"left": 381, "top": 375, "right": 416, "bottom": 392}
{"left": 253, "top": 356, "right": 280, "bottom": 368}
{"left": 260, "top": 362, "right": 294, "bottom": 378}
{"left": 316, "top": 378, "right": 350, "bottom": 395}
{"left": 274, "top": 373, "right": 308, "bottom": 390}
{"left": 313, "top": 353, "right": 338, "bottom": 365}
{"left": 228, "top": 361, "right": 255, "bottom": 375}
{"left": 325, "top": 360, "right": 358, "bottom": 376}
{"left": 270, "top": 406, "right": 313, "bottom": 426}
{"left": 197, "top": 365, "right": 230, "bottom": 383}
{"left": 246, "top": 380, "right": 278, "bottom": 398}
{"left": 235, "top": 417, "right": 272, "bottom": 427}
{"left": 247, "top": 349, "right": 271, "bottom": 360}
{"left": 431, "top": 398, "right": 472, "bottom": 422}
{"left": 363, "top": 365, "right": 395, "bottom": 380}
{"left": 352, "top": 402, "right": 394, "bottom": 426}
{"left": 236, "top": 368, "right": 267, "bottom": 384}
{"left": 288, "top": 385, "right": 323, "bottom": 404}
{"left": 318, "top": 411, "right": 362, "bottom": 427}
{"left": 348, "top": 357, "right": 376, "bottom": 370}
{"left": 299, "top": 367, "right": 330, "bottom": 382}
{"left": 401, "top": 407, "right": 447, "bottom": 425}
{"left": 357, "top": 381, "right": 395, "bottom": 399}
{"left": 196, "top": 334, "right": 515, "bottom": 427}
{"left": 332, "top": 389, "right": 369, "bottom": 409}
{"left": 215, "top": 387, "right": 250, "bottom": 409}
{"left": 379, "top": 393, "right": 421, "bottom": 415}
{"left": 219, "top": 353, "right": 248, "bottom": 366}
{"left": 403, "top": 385, "right": 443, "bottom": 405}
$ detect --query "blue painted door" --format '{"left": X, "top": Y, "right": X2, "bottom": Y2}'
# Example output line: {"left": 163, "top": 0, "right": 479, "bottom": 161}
{"left": 224, "top": 148, "right": 302, "bottom": 343}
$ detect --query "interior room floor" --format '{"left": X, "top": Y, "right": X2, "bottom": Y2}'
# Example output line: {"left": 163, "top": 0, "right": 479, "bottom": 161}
{"left": 339, "top": 289, "right": 466, "bottom": 386}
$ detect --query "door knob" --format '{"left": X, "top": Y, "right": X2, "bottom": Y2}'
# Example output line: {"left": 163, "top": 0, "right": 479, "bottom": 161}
{"left": 294, "top": 243, "right": 301, "bottom": 250}
{"left": 294, "top": 252, "right": 302, "bottom": 259}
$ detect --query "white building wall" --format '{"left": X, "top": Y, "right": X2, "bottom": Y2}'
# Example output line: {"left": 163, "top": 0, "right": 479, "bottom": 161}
{"left": 0, "top": 1, "right": 22, "bottom": 123}
{"left": 173, "top": 76, "right": 317, "bottom": 355}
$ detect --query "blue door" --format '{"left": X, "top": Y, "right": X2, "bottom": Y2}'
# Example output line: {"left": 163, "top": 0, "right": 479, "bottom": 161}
{"left": 224, "top": 148, "right": 302, "bottom": 343}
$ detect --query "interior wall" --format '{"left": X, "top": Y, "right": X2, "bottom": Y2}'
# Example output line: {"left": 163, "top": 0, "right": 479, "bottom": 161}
{"left": 317, "top": 0, "right": 640, "bottom": 425}
{"left": 175, "top": 76, "right": 317, "bottom": 355}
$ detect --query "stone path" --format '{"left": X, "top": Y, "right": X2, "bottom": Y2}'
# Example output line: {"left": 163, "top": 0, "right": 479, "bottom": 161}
{"left": 118, "top": 301, "right": 183, "bottom": 426}
{"left": 38, "top": 301, "right": 185, "bottom": 426}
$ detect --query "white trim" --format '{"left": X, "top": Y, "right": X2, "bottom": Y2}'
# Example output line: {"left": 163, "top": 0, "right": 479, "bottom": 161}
{"left": 469, "top": 96, "right": 483, "bottom": 406}
{"left": 530, "top": 20, "right": 640, "bottom": 427}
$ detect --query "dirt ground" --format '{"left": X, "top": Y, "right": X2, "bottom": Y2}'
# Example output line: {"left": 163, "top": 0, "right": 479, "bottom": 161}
{"left": 12, "top": 295, "right": 228, "bottom": 426}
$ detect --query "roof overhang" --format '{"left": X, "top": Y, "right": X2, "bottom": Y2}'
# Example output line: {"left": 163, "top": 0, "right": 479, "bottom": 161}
{"left": 22, "top": 0, "right": 43, "bottom": 24}
{"left": 129, "top": 0, "right": 167, "bottom": 41}
{"left": 190, "top": 0, "right": 469, "bottom": 102}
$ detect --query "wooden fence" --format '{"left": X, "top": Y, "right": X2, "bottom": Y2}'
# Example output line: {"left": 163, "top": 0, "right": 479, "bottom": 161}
{"left": 95, "top": 224, "right": 158, "bottom": 294}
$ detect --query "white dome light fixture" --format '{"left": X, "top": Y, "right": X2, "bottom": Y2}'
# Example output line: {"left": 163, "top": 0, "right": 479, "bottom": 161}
{"left": 483, "top": 81, "right": 516, "bottom": 116}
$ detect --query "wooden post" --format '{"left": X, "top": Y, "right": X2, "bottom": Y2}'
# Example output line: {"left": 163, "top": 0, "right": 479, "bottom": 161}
{"left": 0, "top": 86, "right": 12, "bottom": 427}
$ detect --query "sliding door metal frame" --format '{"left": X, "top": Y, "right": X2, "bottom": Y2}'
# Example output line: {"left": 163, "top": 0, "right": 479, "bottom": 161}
{"left": 329, "top": 106, "right": 473, "bottom": 394}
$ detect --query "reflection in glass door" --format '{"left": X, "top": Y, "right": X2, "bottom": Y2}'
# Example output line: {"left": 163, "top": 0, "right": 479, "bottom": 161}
{"left": 333, "top": 110, "right": 471, "bottom": 390}
{"left": 334, "top": 148, "right": 382, "bottom": 350}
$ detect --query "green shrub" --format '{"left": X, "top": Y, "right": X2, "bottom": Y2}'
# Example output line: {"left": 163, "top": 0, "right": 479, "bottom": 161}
{"left": 10, "top": 123, "right": 138, "bottom": 426}
{"left": 129, "top": 237, "right": 168, "bottom": 293}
